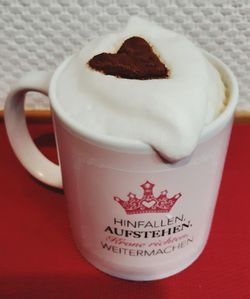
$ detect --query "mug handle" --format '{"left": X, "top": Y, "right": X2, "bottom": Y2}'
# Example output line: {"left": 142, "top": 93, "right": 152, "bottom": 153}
{"left": 4, "top": 71, "right": 63, "bottom": 189}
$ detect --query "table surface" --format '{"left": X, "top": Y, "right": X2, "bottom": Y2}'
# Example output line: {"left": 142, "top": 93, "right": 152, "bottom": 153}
{"left": 0, "top": 121, "right": 249, "bottom": 299}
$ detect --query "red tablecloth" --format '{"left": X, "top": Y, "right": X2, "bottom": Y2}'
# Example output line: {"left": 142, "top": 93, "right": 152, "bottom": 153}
{"left": 0, "top": 121, "right": 249, "bottom": 299}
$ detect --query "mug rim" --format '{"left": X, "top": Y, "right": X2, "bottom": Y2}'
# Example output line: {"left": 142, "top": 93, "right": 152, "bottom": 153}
{"left": 49, "top": 52, "right": 239, "bottom": 154}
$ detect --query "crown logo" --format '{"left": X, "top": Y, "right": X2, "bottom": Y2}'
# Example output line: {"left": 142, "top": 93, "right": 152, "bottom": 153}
{"left": 114, "top": 181, "right": 181, "bottom": 215}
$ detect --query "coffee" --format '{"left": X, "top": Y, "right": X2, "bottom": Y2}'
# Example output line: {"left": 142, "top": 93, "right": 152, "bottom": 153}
{"left": 56, "top": 17, "right": 225, "bottom": 162}
{"left": 4, "top": 15, "right": 238, "bottom": 282}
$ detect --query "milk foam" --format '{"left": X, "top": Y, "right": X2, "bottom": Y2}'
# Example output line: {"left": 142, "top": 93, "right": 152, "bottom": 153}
{"left": 57, "top": 17, "right": 225, "bottom": 161}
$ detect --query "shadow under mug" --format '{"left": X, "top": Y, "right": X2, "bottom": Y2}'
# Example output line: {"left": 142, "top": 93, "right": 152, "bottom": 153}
{"left": 4, "top": 52, "right": 238, "bottom": 281}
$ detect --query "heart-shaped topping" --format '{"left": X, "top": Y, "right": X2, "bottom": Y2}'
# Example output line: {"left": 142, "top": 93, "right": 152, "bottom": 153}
{"left": 88, "top": 36, "right": 169, "bottom": 80}
{"left": 142, "top": 200, "right": 156, "bottom": 209}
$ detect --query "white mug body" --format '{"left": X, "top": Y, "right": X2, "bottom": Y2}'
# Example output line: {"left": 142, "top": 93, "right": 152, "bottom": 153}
{"left": 48, "top": 53, "right": 238, "bottom": 280}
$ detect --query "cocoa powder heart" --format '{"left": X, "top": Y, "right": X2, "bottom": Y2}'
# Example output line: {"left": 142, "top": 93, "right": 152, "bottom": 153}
{"left": 88, "top": 36, "right": 169, "bottom": 80}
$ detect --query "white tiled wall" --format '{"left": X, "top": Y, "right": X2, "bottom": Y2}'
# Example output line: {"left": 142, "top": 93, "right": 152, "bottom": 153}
{"left": 1, "top": 0, "right": 250, "bottom": 110}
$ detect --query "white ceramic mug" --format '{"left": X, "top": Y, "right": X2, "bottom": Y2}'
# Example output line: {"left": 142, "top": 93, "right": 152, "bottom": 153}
{"left": 4, "top": 53, "right": 238, "bottom": 281}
